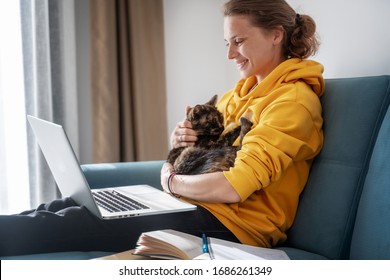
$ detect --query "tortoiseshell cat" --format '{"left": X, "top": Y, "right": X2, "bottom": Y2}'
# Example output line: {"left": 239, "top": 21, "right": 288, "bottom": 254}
{"left": 167, "top": 95, "right": 252, "bottom": 175}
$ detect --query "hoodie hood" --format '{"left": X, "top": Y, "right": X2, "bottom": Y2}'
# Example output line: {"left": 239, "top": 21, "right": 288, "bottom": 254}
{"left": 218, "top": 59, "right": 324, "bottom": 126}
{"left": 233, "top": 58, "right": 324, "bottom": 99}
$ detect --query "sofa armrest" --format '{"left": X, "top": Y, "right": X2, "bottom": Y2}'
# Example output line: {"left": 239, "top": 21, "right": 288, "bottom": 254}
{"left": 81, "top": 160, "right": 165, "bottom": 190}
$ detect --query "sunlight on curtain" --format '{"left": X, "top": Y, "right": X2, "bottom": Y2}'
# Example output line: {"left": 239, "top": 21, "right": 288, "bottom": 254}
{"left": 0, "top": 0, "right": 80, "bottom": 214}
{"left": 0, "top": 0, "right": 30, "bottom": 214}
{"left": 21, "top": 0, "right": 79, "bottom": 209}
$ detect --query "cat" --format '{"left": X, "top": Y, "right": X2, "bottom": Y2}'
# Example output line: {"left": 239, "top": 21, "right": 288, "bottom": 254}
{"left": 167, "top": 94, "right": 252, "bottom": 175}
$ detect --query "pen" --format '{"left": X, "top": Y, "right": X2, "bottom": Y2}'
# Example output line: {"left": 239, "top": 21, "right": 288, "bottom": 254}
{"left": 202, "top": 233, "right": 209, "bottom": 253}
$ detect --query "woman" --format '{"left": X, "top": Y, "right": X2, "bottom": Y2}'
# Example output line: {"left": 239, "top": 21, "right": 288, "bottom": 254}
{"left": 0, "top": 0, "right": 324, "bottom": 256}
{"left": 162, "top": 0, "right": 324, "bottom": 247}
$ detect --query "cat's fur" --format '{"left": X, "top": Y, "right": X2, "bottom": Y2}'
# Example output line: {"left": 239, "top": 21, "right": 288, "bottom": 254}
{"left": 167, "top": 95, "right": 252, "bottom": 175}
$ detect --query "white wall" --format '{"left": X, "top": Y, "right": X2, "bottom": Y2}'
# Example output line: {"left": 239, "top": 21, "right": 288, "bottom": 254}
{"left": 163, "top": 0, "right": 239, "bottom": 139}
{"left": 288, "top": 0, "right": 390, "bottom": 78}
{"left": 163, "top": 0, "right": 390, "bottom": 143}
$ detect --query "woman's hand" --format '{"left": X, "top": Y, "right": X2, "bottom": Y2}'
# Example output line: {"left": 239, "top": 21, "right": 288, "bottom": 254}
{"left": 170, "top": 106, "right": 198, "bottom": 148}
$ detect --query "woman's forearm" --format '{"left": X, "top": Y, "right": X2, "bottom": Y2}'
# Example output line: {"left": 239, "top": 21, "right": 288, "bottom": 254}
{"left": 174, "top": 172, "right": 241, "bottom": 203}
{"left": 161, "top": 163, "right": 241, "bottom": 203}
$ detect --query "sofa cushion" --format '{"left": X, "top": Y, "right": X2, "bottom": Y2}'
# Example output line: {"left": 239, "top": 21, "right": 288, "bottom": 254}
{"left": 349, "top": 107, "right": 390, "bottom": 259}
{"left": 82, "top": 160, "right": 165, "bottom": 189}
{"left": 278, "top": 247, "right": 328, "bottom": 260}
{"left": 284, "top": 76, "right": 390, "bottom": 259}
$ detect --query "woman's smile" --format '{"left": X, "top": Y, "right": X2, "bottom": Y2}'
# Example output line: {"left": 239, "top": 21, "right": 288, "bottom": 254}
{"left": 236, "top": 59, "right": 249, "bottom": 70}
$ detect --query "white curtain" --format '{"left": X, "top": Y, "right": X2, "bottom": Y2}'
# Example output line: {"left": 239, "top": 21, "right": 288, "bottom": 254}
{"left": 21, "top": 0, "right": 80, "bottom": 208}
{"left": 0, "top": 0, "right": 80, "bottom": 212}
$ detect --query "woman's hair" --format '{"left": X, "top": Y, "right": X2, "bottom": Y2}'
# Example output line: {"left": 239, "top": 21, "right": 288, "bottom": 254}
{"left": 223, "top": 0, "right": 319, "bottom": 59}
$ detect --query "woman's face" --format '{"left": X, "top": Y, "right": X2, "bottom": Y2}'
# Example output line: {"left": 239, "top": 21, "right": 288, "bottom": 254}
{"left": 224, "top": 15, "right": 284, "bottom": 82}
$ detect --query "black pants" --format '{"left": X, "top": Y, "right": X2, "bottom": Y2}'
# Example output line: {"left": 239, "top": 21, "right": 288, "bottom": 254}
{"left": 0, "top": 198, "right": 239, "bottom": 257}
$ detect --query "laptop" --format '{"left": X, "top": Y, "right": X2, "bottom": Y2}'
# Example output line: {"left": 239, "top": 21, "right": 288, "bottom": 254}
{"left": 27, "top": 115, "right": 196, "bottom": 219}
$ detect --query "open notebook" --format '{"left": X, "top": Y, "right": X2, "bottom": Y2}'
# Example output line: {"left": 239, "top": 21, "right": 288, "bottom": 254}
{"left": 133, "top": 229, "right": 290, "bottom": 260}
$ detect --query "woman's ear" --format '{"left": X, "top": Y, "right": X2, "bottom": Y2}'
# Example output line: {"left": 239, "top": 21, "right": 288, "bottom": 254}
{"left": 272, "top": 26, "right": 285, "bottom": 45}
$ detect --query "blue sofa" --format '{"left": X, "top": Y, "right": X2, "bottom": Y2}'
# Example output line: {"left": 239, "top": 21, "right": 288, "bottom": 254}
{"left": 1, "top": 75, "right": 389, "bottom": 260}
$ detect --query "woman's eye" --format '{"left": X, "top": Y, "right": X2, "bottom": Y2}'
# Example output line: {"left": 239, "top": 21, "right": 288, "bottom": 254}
{"left": 225, "top": 39, "right": 244, "bottom": 47}
{"left": 235, "top": 39, "right": 243, "bottom": 46}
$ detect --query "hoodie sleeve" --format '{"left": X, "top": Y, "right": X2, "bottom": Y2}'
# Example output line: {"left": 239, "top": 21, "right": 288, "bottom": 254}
{"left": 223, "top": 84, "right": 324, "bottom": 201}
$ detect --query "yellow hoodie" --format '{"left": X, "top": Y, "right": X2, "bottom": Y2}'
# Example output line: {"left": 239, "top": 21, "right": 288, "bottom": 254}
{"left": 195, "top": 58, "right": 324, "bottom": 247}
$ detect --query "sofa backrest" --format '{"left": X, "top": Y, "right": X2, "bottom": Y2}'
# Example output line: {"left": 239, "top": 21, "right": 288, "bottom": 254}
{"left": 285, "top": 75, "right": 390, "bottom": 259}
{"left": 349, "top": 106, "right": 390, "bottom": 259}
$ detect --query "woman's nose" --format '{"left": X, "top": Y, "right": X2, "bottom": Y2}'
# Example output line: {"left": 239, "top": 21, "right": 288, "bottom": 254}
{"left": 227, "top": 45, "right": 237, "bottom": 60}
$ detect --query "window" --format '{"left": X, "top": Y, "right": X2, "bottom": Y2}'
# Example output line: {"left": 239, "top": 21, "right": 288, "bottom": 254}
{"left": 0, "top": 0, "right": 30, "bottom": 214}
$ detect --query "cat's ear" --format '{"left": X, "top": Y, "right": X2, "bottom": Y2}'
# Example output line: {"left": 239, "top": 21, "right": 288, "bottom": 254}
{"left": 206, "top": 94, "right": 218, "bottom": 106}
{"left": 192, "top": 105, "right": 201, "bottom": 115}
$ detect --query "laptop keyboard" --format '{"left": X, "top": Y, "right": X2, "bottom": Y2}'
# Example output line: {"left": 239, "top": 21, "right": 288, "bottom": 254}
{"left": 92, "top": 190, "right": 150, "bottom": 213}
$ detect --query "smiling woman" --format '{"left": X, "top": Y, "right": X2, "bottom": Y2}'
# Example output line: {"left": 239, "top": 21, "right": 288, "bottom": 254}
{"left": 224, "top": 15, "right": 286, "bottom": 82}
{"left": 0, "top": 0, "right": 30, "bottom": 214}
